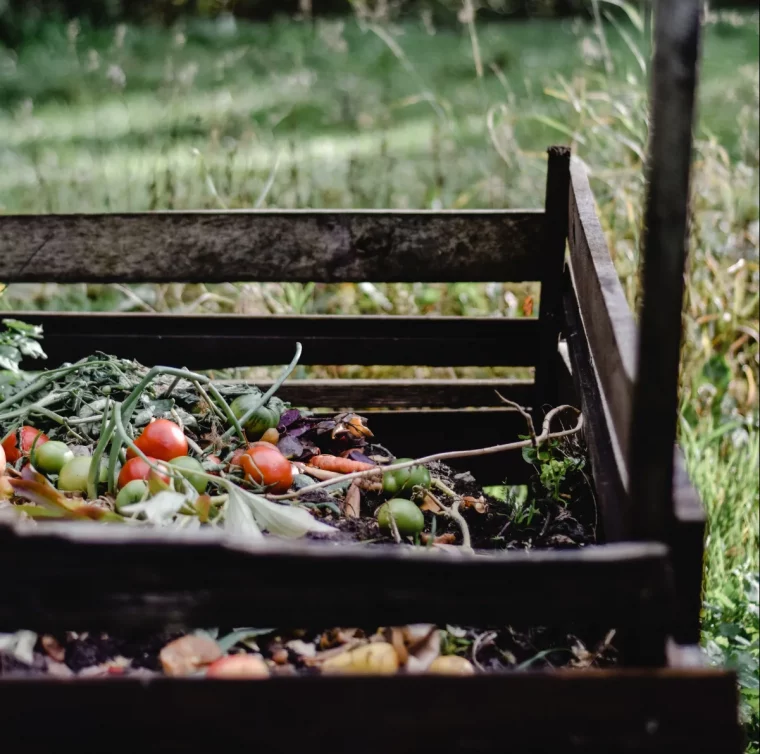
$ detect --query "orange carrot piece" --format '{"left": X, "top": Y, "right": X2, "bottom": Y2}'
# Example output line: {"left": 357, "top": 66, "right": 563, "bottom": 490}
{"left": 308, "top": 454, "right": 375, "bottom": 474}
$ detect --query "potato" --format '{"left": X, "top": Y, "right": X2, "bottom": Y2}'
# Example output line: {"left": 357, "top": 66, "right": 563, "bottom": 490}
{"left": 428, "top": 655, "right": 476, "bottom": 675}
{"left": 321, "top": 642, "right": 399, "bottom": 675}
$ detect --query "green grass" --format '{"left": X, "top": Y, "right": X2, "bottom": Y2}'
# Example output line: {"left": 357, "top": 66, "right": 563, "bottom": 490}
{"left": 0, "top": 8, "right": 758, "bottom": 748}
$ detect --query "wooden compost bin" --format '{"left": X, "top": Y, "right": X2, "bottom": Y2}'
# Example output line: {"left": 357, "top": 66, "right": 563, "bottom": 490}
{"left": 0, "top": 1, "right": 743, "bottom": 751}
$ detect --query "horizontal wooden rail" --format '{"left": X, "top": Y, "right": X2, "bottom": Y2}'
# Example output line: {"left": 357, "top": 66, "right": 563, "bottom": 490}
{"left": 15, "top": 312, "right": 539, "bottom": 368}
{"left": 567, "top": 160, "right": 637, "bottom": 482}
{"left": 0, "top": 520, "right": 671, "bottom": 633}
{"left": 0, "top": 210, "right": 544, "bottom": 284}
{"left": 0, "top": 669, "right": 741, "bottom": 753}
{"left": 253, "top": 378, "right": 534, "bottom": 409}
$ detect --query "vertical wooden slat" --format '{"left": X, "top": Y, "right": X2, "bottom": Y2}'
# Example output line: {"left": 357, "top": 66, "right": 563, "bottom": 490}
{"left": 628, "top": 0, "right": 702, "bottom": 542}
{"left": 533, "top": 145, "right": 571, "bottom": 421}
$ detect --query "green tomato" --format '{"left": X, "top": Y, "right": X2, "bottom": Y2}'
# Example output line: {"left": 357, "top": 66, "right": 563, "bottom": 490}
{"left": 169, "top": 456, "right": 208, "bottom": 494}
{"left": 230, "top": 395, "right": 281, "bottom": 440}
{"left": 115, "top": 479, "right": 149, "bottom": 510}
{"left": 382, "top": 459, "right": 431, "bottom": 499}
{"left": 35, "top": 441, "right": 74, "bottom": 474}
{"left": 376, "top": 498, "right": 425, "bottom": 537}
{"left": 58, "top": 456, "right": 106, "bottom": 493}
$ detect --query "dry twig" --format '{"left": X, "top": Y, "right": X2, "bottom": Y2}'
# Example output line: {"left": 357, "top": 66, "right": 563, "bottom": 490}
{"left": 270, "top": 404, "right": 582, "bottom": 501}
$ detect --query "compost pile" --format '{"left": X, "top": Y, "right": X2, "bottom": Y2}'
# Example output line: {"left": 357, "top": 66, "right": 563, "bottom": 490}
{"left": 0, "top": 324, "right": 611, "bottom": 680}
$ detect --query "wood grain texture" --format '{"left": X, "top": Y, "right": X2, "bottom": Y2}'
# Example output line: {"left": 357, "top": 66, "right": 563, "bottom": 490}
{"left": 562, "top": 275, "right": 631, "bottom": 542}
{"left": 628, "top": 0, "right": 702, "bottom": 542}
{"left": 0, "top": 669, "right": 740, "bottom": 753}
{"left": 0, "top": 210, "right": 545, "bottom": 284}
{"left": 0, "top": 517, "right": 670, "bottom": 632}
{"left": 567, "top": 159, "right": 637, "bottom": 477}
{"left": 671, "top": 446, "right": 707, "bottom": 645}
{"left": 534, "top": 145, "right": 571, "bottom": 420}
{"left": 15, "top": 311, "right": 539, "bottom": 369}
{"left": 252, "top": 378, "right": 535, "bottom": 409}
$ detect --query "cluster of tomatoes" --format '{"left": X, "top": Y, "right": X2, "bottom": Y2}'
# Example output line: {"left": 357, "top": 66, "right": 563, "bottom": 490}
{"left": 1, "top": 414, "right": 295, "bottom": 507}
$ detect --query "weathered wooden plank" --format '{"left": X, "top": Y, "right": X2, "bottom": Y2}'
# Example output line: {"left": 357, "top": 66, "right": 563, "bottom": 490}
{"left": 0, "top": 669, "right": 741, "bottom": 753}
{"left": 0, "top": 210, "right": 545, "bottom": 284}
{"left": 533, "top": 145, "right": 570, "bottom": 420}
{"left": 671, "top": 447, "right": 707, "bottom": 645}
{"left": 562, "top": 274, "right": 631, "bottom": 542}
{"left": 16, "top": 312, "right": 540, "bottom": 369}
{"left": 567, "top": 160, "right": 637, "bottom": 474}
{"left": 628, "top": 0, "right": 702, "bottom": 542}
{"left": 253, "top": 378, "right": 535, "bottom": 409}
{"left": 0, "top": 516, "right": 670, "bottom": 631}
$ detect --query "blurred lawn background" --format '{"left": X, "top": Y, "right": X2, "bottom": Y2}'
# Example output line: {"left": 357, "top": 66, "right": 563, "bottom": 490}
{"left": 0, "top": 0, "right": 758, "bottom": 747}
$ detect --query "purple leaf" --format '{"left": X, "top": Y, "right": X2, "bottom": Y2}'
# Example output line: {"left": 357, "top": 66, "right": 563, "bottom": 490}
{"left": 344, "top": 450, "right": 375, "bottom": 465}
{"left": 278, "top": 409, "right": 302, "bottom": 430}
{"left": 277, "top": 435, "right": 304, "bottom": 460}
{"left": 286, "top": 425, "right": 311, "bottom": 439}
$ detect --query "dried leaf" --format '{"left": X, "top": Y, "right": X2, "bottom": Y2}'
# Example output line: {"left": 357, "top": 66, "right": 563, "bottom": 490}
{"left": 406, "top": 625, "right": 441, "bottom": 672}
{"left": 41, "top": 635, "right": 65, "bottom": 663}
{"left": 420, "top": 492, "right": 443, "bottom": 513}
{"left": 462, "top": 496, "right": 487, "bottom": 514}
{"left": 421, "top": 532, "right": 456, "bottom": 545}
{"left": 343, "top": 482, "right": 361, "bottom": 518}
{"left": 388, "top": 627, "right": 409, "bottom": 665}
{"left": 285, "top": 639, "right": 317, "bottom": 659}
{"left": 12, "top": 471, "right": 130, "bottom": 521}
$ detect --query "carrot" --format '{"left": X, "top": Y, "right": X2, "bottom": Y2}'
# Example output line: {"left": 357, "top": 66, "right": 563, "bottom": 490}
{"left": 308, "top": 454, "right": 375, "bottom": 474}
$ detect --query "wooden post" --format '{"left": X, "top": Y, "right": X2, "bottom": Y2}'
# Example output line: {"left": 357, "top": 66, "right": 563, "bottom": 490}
{"left": 628, "top": 0, "right": 702, "bottom": 542}
{"left": 534, "top": 145, "right": 571, "bottom": 422}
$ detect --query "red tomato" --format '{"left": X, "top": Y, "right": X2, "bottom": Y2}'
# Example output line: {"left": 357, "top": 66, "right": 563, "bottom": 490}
{"left": 118, "top": 455, "right": 169, "bottom": 489}
{"left": 1, "top": 426, "right": 49, "bottom": 464}
{"left": 239, "top": 444, "right": 293, "bottom": 494}
{"left": 229, "top": 442, "right": 276, "bottom": 467}
{"left": 127, "top": 419, "right": 188, "bottom": 462}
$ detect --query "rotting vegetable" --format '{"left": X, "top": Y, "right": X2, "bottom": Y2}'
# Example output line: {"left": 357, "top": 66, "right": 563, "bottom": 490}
{"left": 2, "top": 426, "right": 48, "bottom": 464}
{"left": 376, "top": 498, "right": 425, "bottom": 537}
{"left": 0, "top": 328, "right": 589, "bottom": 556}
{"left": 382, "top": 458, "right": 431, "bottom": 498}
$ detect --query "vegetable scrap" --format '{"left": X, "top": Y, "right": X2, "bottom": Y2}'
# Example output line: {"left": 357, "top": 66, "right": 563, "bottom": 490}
{"left": 0, "top": 625, "right": 618, "bottom": 680}
{"left": 0, "top": 321, "right": 609, "bottom": 680}
{"left": 0, "top": 339, "right": 592, "bottom": 549}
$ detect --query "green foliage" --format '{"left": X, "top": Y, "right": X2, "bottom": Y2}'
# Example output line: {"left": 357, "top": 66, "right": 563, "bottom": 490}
{"left": 522, "top": 437, "right": 585, "bottom": 504}
{"left": 0, "top": 319, "right": 46, "bottom": 401}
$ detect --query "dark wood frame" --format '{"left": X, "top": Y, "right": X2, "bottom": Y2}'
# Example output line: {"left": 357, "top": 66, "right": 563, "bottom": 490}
{"left": 0, "top": 1, "right": 740, "bottom": 750}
